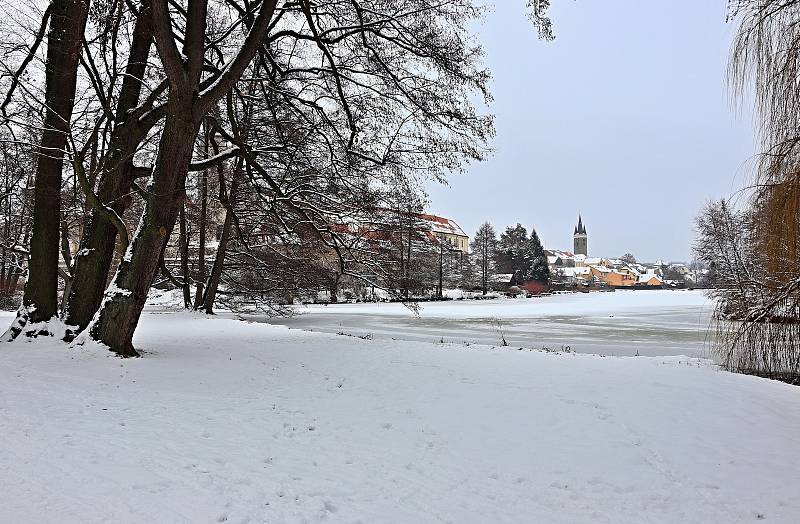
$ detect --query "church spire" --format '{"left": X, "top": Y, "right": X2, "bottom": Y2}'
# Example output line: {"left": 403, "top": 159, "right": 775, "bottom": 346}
{"left": 573, "top": 214, "right": 587, "bottom": 255}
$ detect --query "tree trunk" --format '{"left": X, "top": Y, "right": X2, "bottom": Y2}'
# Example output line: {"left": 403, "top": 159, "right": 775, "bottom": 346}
{"left": 438, "top": 241, "right": 443, "bottom": 299}
{"left": 88, "top": 104, "right": 200, "bottom": 356}
{"left": 179, "top": 205, "right": 191, "bottom": 308}
{"left": 193, "top": 132, "right": 208, "bottom": 308}
{"left": 398, "top": 229, "right": 404, "bottom": 296}
{"left": 201, "top": 164, "right": 241, "bottom": 314}
{"left": 329, "top": 275, "right": 340, "bottom": 304}
{"left": 17, "top": 0, "right": 90, "bottom": 331}
{"left": 85, "top": 0, "right": 277, "bottom": 354}
{"left": 64, "top": 2, "right": 153, "bottom": 330}
{"left": 405, "top": 224, "right": 412, "bottom": 298}
{"left": 59, "top": 218, "right": 73, "bottom": 314}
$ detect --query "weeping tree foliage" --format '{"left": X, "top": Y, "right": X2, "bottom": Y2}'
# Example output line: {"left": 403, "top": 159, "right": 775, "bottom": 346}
{"left": 528, "top": 0, "right": 555, "bottom": 40}
{"left": 698, "top": 1, "right": 800, "bottom": 382}
{"left": 729, "top": 0, "right": 800, "bottom": 271}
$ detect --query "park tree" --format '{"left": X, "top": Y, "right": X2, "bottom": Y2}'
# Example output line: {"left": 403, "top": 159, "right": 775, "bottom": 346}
{"left": 471, "top": 222, "right": 498, "bottom": 295}
{"left": 0, "top": 0, "right": 564, "bottom": 356}
{"left": 0, "top": 132, "right": 34, "bottom": 309}
{"left": 497, "top": 223, "right": 530, "bottom": 282}
{"left": 691, "top": 0, "right": 800, "bottom": 380}
{"left": 528, "top": 0, "right": 555, "bottom": 40}
{"left": 459, "top": 252, "right": 477, "bottom": 291}
{"left": 2, "top": 0, "right": 90, "bottom": 338}
{"left": 525, "top": 227, "right": 550, "bottom": 283}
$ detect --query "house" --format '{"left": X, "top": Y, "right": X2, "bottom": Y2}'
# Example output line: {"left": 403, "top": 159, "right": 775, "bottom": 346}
{"left": 546, "top": 249, "right": 577, "bottom": 269}
{"left": 355, "top": 209, "right": 469, "bottom": 254}
{"left": 588, "top": 265, "right": 637, "bottom": 288}
{"left": 415, "top": 213, "right": 469, "bottom": 253}
{"left": 554, "top": 265, "right": 591, "bottom": 284}
{"left": 638, "top": 274, "right": 664, "bottom": 287}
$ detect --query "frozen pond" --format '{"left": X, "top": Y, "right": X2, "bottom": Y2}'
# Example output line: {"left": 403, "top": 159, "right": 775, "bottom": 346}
{"left": 256, "top": 289, "right": 715, "bottom": 358}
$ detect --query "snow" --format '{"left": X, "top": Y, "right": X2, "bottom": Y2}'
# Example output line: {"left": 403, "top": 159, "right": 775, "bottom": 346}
{"left": 262, "top": 290, "right": 715, "bottom": 358}
{"left": 1, "top": 306, "right": 799, "bottom": 523}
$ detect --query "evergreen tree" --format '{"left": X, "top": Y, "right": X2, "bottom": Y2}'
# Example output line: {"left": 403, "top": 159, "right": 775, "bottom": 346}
{"left": 470, "top": 222, "right": 498, "bottom": 295}
{"left": 525, "top": 227, "right": 550, "bottom": 283}
{"left": 497, "top": 223, "right": 530, "bottom": 281}
{"left": 459, "top": 252, "right": 477, "bottom": 290}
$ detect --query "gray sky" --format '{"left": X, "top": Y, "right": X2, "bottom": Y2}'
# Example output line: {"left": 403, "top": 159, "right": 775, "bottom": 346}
{"left": 426, "top": 0, "right": 756, "bottom": 263}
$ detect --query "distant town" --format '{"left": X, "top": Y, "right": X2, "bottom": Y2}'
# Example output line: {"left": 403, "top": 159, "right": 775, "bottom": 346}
{"left": 155, "top": 206, "right": 708, "bottom": 305}
{"left": 229, "top": 210, "right": 709, "bottom": 303}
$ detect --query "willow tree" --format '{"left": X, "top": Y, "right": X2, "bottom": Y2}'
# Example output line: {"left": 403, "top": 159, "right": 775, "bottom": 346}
{"left": 702, "top": 0, "right": 800, "bottom": 381}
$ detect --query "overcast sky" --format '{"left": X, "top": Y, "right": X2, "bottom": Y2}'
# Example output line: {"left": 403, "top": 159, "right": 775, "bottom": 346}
{"left": 425, "top": 0, "right": 756, "bottom": 263}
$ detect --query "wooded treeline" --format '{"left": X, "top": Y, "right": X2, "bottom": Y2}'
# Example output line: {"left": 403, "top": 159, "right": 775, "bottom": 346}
{"left": 469, "top": 221, "right": 549, "bottom": 295}
{"left": 0, "top": 0, "right": 558, "bottom": 355}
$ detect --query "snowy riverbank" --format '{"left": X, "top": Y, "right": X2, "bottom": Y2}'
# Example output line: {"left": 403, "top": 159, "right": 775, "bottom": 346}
{"left": 1, "top": 309, "right": 798, "bottom": 523}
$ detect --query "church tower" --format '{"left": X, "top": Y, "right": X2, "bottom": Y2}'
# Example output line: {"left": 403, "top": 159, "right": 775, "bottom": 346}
{"left": 573, "top": 215, "right": 587, "bottom": 256}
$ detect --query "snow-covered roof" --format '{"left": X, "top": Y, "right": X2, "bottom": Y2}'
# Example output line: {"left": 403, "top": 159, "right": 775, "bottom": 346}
{"left": 639, "top": 274, "right": 663, "bottom": 283}
{"left": 546, "top": 249, "right": 576, "bottom": 259}
{"left": 559, "top": 267, "right": 590, "bottom": 277}
{"left": 332, "top": 209, "right": 468, "bottom": 246}
{"left": 416, "top": 213, "right": 468, "bottom": 238}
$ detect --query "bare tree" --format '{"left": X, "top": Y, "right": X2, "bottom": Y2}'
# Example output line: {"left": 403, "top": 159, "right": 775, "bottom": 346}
{"left": 695, "top": 199, "right": 799, "bottom": 382}
{"left": 471, "top": 222, "right": 497, "bottom": 295}
{"left": 63, "top": 0, "right": 160, "bottom": 331}
{"left": 3, "top": 0, "right": 90, "bottom": 339}
{"left": 3, "top": 0, "right": 498, "bottom": 355}
{"left": 84, "top": 0, "right": 278, "bottom": 355}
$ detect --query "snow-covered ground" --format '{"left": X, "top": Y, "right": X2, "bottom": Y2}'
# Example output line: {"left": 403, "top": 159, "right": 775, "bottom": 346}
{"left": 1, "top": 308, "right": 799, "bottom": 523}
{"left": 260, "top": 289, "right": 714, "bottom": 358}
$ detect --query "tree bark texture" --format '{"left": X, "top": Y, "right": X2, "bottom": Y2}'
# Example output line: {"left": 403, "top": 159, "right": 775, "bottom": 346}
{"left": 193, "top": 132, "right": 209, "bottom": 308}
{"left": 201, "top": 162, "right": 241, "bottom": 314}
{"left": 21, "top": 0, "right": 90, "bottom": 327}
{"left": 86, "top": 0, "right": 277, "bottom": 355}
{"left": 179, "top": 204, "right": 191, "bottom": 308}
{"left": 64, "top": 2, "right": 153, "bottom": 330}
{"left": 88, "top": 103, "right": 200, "bottom": 356}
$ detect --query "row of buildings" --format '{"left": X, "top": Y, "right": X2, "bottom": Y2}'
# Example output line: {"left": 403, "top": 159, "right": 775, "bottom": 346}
{"left": 545, "top": 216, "right": 696, "bottom": 289}
{"left": 345, "top": 212, "right": 691, "bottom": 292}
{"left": 436, "top": 213, "right": 691, "bottom": 292}
{"left": 163, "top": 204, "right": 689, "bottom": 301}
{"left": 546, "top": 250, "right": 668, "bottom": 289}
